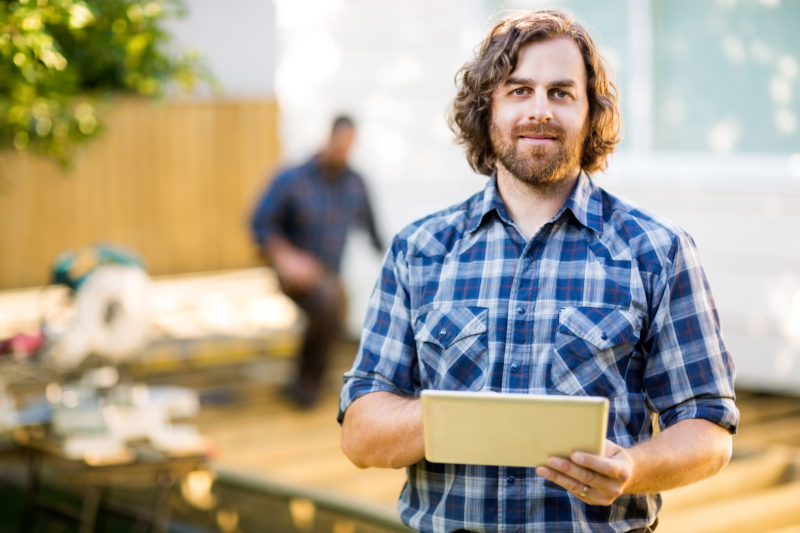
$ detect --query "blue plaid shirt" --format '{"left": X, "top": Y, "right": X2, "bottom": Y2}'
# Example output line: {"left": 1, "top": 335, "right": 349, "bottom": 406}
{"left": 339, "top": 173, "right": 738, "bottom": 533}
{"left": 251, "top": 155, "right": 383, "bottom": 273}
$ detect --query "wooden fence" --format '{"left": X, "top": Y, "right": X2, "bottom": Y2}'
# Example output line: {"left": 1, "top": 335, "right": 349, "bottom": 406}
{"left": 0, "top": 98, "right": 281, "bottom": 290}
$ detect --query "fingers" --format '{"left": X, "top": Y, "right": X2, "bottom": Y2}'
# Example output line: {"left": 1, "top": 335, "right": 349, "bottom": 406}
{"left": 536, "top": 462, "right": 596, "bottom": 499}
{"left": 535, "top": 453, "right": 629, "bottom": 506}
{"left": 275, "top": 250, "right": 324, "bottom": 291}
{"left": 278, "top": 257, "right": 324, "bottom": 293}
{"left": 571, "top": 450, "right": 628, "bottom": 482}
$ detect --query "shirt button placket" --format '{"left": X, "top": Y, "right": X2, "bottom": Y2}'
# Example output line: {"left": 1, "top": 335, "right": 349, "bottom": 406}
{"left": 499, "top": 469, "right": 523, "bottom": 530}
{"left": 508, "top": 303, "right": 528, "bottom": 390}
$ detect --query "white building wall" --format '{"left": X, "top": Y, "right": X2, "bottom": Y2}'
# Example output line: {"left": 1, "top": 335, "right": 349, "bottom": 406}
{"left": 167, "top": 0, "right": 277, "bottom": 96}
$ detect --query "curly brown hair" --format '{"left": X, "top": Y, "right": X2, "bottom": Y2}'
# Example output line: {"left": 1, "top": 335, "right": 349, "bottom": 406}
{"left": 449, "top": 9, "right": 621, "bottom": 176}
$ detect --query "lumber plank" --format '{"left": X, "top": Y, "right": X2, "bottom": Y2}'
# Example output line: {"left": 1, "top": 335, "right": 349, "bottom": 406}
{"left": 657, "top": 481, "right": 800, "bottom": 533}
{"left": 738, "top": 416, "right": 800, "bottom": 446}
{"left": 660, "top": 446, "right": 792, "bottom": 510}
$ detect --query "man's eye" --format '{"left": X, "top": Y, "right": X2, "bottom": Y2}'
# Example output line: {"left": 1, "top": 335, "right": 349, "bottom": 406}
{"left": 512, "top": 88, "right": 528, "bottom": 96}
{"left": 553, "top": 90, "right": 569, "bottom": 99}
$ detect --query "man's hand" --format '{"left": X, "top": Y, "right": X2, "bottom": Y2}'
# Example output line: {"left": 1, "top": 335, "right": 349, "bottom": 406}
{"left": 535, "top": 440, "right": 634, "bottom": 506}
{"left": 274, "top": 248, "right": 323, "bottom": 292}
{"left": 535, "top": 419, "right": 733, "bottom": 504}
{"left": 264, "top": 237, "right": 324, "bottom": 293}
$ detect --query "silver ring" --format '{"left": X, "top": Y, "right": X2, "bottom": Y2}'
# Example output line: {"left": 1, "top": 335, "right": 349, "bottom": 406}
{"left": 581, "top": 485, "right": 590, "bottom": 497}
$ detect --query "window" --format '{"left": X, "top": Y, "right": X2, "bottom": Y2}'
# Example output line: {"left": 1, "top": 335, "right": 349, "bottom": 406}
{"left": 494, "top": 0, "right": 800, "bottom": 155}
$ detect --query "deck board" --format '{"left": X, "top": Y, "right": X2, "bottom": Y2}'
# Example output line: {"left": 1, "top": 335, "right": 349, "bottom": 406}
{"left": 190, "top": 348, "right": 407, "bottom": 513}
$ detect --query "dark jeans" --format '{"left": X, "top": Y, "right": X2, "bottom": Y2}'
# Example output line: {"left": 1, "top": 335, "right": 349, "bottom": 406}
{"left": 282, "top": 274, "right": 345, "bottom": 404}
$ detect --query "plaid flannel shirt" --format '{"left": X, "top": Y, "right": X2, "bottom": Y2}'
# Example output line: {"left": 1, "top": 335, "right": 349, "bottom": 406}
{"left": 339, "top": 172, "right": 738, "bottom": 533}
{"left": 250, "top": 155, "right": 382, "bottom": 273}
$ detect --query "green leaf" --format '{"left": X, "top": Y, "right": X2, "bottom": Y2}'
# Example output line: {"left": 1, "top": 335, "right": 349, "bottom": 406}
{"left": 0, "top": 0, "right": 214, "bottom": 167}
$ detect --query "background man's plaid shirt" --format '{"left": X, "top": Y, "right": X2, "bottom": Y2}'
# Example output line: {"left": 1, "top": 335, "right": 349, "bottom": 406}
{"left": 250, "top": 155, "right": 382, "bottom": 273}
{"left": 339, "top": 173, "right": 739, "bottom": 533}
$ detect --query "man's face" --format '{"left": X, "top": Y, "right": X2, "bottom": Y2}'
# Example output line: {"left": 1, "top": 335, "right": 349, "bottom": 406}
{"left": 326, "top": 125, "right": 355, "bottom": 169}
{"left": 490, "top": 37, "right": 590, "bottom": 189}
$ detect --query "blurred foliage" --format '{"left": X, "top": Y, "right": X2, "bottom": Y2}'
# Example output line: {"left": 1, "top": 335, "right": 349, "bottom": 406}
{"left": 0, "top": 0, "right": 213, "bottom": 166}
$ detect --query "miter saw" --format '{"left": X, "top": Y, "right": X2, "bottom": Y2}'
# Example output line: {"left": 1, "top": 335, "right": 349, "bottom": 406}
{"left": 12, "top": 244, "right": 208, "bottom": 463}
{"left": 45, "top": 243, "right": 152, "bottom": 369}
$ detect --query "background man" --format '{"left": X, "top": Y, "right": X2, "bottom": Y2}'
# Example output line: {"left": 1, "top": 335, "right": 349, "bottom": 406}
{"left": 251, "top": 115, "right": 383, "bottom": 408}
{"left": 339, "top": 10, "right": 738, "bottom": 532}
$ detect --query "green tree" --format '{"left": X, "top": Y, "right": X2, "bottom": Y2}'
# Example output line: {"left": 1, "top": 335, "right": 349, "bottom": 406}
{"left": 0, "top": 0, "right": 211, "bottom": 166}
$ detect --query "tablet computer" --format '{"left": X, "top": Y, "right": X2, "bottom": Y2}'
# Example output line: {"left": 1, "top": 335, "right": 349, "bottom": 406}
{"left": 421, "top": 390, "right": 609, "bottom": 467}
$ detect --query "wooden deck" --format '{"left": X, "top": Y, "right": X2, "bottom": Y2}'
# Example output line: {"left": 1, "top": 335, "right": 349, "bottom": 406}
{"left": 187, "top": 342, "right": 800, "bottom": 532}
{"left": 188, "top": 343, "right": 406, "bottom": 515}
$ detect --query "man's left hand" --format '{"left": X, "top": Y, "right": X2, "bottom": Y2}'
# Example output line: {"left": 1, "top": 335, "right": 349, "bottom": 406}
{"left": 535, "top": 440, "right": 634, "bottom": 506}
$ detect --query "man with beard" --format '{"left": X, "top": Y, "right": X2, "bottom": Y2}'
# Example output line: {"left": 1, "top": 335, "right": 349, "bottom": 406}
{"left": 251, "top": 115, "right": 383, "bottom": 408}
{"left": 338, "top": 9, "right": 738, "bottom": 533}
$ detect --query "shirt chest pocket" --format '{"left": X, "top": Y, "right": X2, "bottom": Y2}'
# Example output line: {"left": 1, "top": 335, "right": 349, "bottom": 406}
{"left": 549, "top": 306, "right": 642, "bottom": 397}
{"left": 414, "top": 306, "right": 489, "bottom": 391}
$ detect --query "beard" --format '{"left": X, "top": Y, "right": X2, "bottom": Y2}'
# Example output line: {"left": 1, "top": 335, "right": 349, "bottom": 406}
{"left": 490, "top": 120, "right": 587, "bottom": 191}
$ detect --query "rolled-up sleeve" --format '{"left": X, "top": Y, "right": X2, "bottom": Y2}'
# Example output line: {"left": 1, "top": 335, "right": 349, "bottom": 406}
{"left": 642, "top": 232, "right": 739, "bottom": 433}
{"left": 250, "top": 170, "right": 291, "bottom": 246}
{"left": 338, "top": 235, "right": 419, "bottom": 422}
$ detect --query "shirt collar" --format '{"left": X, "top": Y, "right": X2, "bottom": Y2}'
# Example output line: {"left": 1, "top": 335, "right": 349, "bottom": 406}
{"left": 560, "top": 171, "right": 604, "bottom": 235}
{"left": 465, "top": 175, "right": 506, "bottom": 234}
{"left": 465, "top": 171, "right": 604, "bottom": 236}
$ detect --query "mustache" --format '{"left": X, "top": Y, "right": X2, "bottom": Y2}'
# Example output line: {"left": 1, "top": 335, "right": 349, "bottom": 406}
{"left": 512, "top": 124, "right": 564, "bottom": 139}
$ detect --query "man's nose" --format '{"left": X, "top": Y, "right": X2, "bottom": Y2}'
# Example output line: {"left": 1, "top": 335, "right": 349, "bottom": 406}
{"left": 526, "top": 91, "right": 553, "bottom": 122}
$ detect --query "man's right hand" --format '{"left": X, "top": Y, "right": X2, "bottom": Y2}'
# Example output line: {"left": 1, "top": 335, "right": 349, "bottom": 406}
{"left": 274, "top": 247, "right": 324, "bottom": 293}
{"left": 264, "top": 237, "right": 324, "bottom": 293}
